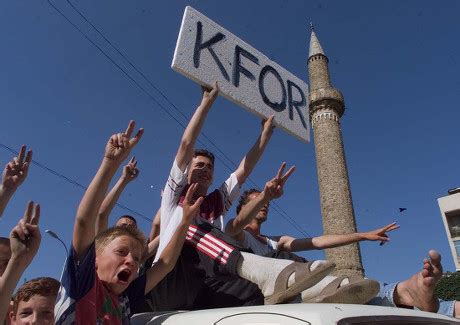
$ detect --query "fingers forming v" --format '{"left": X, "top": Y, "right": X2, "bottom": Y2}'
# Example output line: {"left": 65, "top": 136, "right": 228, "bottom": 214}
{"left": 280, "top": 166, "right": 296, "bottom": 185}
{"left": 275, "top": 162, "right": 286, "bottom": 180}
{"left": 129, "top": 128, "right": 144, "bottom": 147}
{"left": 125, "top": 120, "right": 135, "bottom": 138}
{"left": 23, "top": 201, "right": 34, "bottom": 224}
{"left": 25, "top": 149, "right": 33, "bottom": 164}
{"left": 30, "top": 204, "right": 40, "bottom": 226}
{"left": 17, "top": 145, "right": 26, "bottom": 164}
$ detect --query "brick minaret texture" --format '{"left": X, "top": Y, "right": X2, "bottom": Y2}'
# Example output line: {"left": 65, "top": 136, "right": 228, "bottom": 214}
{"left": 307, "top": 27, "right": 364, "bottom": 277}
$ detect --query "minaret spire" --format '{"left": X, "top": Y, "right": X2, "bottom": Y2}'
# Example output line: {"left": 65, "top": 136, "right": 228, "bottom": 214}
{"left": 307, "top": 26, "right": 364, "bottom": 277}
{"left": 308, "top": 22, "right": 325, "bottom": 58}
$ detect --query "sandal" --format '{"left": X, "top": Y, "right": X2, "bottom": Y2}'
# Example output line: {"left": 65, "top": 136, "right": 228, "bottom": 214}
{"left": 303, "top": 275, "right": 380, "bottom": 304}
{"left": 265, "top": 260, "right": 335, "bottom": 305}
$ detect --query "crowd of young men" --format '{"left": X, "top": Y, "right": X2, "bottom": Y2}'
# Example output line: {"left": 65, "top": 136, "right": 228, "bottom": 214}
{"left": 0, "top": 83, "right": 459, "bottom": 323}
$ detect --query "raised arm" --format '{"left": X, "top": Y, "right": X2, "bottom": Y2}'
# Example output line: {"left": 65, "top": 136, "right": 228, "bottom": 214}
{"left": 234, "top": 116, "right": 274, "bottom": 184}
{"left": 0, "top": 201, "right": 40, "bottom": 322}
{"left": 0, "top": 145, "right": 32, "bottom": 217}
{"left": 277, "top": 222, "right": 400, "bottom": 252}
{"left": 149, "top": 208, "right": 161, "bottom": 242}
{"left": 175, "top": 82, "right": 219, "bottom": 171}
{"left": 144, "top": 183, "right": 203, "bottom": 293}
{"left": 95, "top": 157, "right": 139, "bottom": 235}
{"left": 225, "top": 162, "right": 295, "bottom": 241}
{"left": 73, "top": 121, "right": 143, "bottom": 261}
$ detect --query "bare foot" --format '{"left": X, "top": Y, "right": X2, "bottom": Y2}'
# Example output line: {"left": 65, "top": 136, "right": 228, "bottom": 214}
{"left": 393, "top": 250, "right": 442, "bottom": 312}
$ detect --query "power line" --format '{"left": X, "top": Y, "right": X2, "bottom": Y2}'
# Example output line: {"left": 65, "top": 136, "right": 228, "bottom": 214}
{"left": 64, "top": 0, "right": 239, "bottom": 170}
{"left": 0, "top": 143, "right": 152, "bottom": 223}
{"left": 46, "top": 0, "right": 312, "bottom": 237}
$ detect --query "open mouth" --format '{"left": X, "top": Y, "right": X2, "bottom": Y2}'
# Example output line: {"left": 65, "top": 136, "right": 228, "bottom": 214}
{"left": 117, "top": 269, "right": 132, "bottom": 283}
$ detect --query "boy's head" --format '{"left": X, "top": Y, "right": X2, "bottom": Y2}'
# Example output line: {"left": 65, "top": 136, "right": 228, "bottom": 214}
{"left": 116, "top": 215, "right": 138, "bottom": 228}
{"left": 0, "top": 237, "right": 11, "bottom": 276}
{"left": 95, "top": 226, "right": 146, "bottom": 295}
{"left": 10, "top": 277, "right": 59, "bottom": 325}
{"left": 188, "top": 149, "right": 215, "bottom": 192}
{"left": 236, "top": 189, "right": 270, "bottom": 224}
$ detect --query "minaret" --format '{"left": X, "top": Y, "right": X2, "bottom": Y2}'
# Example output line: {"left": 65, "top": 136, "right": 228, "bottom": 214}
{"left": 307, "top": 24, "right": 364, "bottom": 277}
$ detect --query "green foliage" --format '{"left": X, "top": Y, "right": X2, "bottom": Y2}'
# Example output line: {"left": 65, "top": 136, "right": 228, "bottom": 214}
{"left": 435, "top": 271, "right": 460, "bottom": 301}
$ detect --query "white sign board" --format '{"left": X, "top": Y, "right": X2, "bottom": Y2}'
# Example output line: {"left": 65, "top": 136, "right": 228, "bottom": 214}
{"left": 172, "top": 6, "right": 310, "bottom": 143}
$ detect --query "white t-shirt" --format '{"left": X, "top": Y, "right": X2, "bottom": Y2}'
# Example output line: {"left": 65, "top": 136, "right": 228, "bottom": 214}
{"left": 155, "top": 159, "right": 240, "bottom": 262}
{"left": 241, "top": 230, "right": 278, "bottom": 256}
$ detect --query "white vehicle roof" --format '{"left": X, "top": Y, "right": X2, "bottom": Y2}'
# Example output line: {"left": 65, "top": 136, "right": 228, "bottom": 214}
{"left": 131, "top": 303, "right": 459, "bottom": 325}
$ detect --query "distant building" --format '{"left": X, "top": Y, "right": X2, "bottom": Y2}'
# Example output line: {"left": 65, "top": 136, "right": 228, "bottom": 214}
{"left": 437, "top": 188, "right": 460, "bottom": 271}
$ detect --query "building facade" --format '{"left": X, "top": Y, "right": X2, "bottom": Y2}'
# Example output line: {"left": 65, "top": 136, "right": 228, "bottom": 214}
{"left": 437, "top": 189, "right": 460, "bottom": 271}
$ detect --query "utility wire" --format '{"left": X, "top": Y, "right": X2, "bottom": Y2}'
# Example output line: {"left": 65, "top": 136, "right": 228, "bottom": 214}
{"left": 46, "top": 0, "right": 311, "bottom": 237}
{"left": 0, "top": 143, "right": 152, "bottom": 222}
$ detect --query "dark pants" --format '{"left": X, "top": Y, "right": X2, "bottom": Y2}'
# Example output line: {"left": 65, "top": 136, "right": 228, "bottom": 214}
{"left": 191, "top": 243, "right": 309, "bottom": 310}
{"left": 132, "top": 221, "right": 310, "bottom": 312}
{"left": 132, "top": 219, "right": 255, "bottom": 312}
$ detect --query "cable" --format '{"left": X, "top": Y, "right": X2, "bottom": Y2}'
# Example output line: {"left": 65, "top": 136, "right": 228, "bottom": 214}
{"left": 0, "top": 143, "right": 152, "bottom": 222}
{"left": 64, "top": 0, "right": 238, "bottom": 169}
{"left": 46, "top": 0, "right": 311, "bottom": 237}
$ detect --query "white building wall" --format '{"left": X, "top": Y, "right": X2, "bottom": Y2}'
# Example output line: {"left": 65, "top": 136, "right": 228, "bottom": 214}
{"left": 438, "top": 191, "right": 460, "bottom": 271}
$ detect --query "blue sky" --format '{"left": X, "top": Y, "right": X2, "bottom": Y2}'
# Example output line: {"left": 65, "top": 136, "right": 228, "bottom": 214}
{"left": 0, "top": 0, "right": 459, "bottom": 287}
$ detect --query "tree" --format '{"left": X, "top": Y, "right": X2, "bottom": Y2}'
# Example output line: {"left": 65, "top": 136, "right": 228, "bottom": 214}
{"left": 435, "top": 271, "right": 460, "bottom": 301}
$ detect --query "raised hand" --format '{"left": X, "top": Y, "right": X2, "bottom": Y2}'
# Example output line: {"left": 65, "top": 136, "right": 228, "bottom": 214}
{"left": 363, "top": 222, "right": 400, "bottom": 242}
{"left": 121, "top": 156, "right": 139, "bottom": 183}
{"left": 2, "top": 145, "right": 33, "bottom": 191}
{"left": 263, "top": 162, "right": 296, "bottom": 200}
{"left": 182, "top": 183, "right": 204, "bottom": 224}
{"left": 104, "top": 120, "right": 144, "bottom": 164}
{"left": 261, "top": 115, "right": 275, "bottom": 138}
{"left": 9, "top": 201, "right": 41, "bottom": 266}
{"left": 201, "top": 81, "right": 219, "bottom": 108}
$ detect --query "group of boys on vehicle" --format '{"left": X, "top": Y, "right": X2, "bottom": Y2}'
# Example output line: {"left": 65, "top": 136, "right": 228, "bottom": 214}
{"left": 0, "top": 82, "right": 458, "bottom": 323}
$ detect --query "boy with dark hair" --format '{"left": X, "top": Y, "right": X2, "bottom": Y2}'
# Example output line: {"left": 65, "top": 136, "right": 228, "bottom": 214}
{"left": 9, "top": 277, "right": 60, "bottom": 324}
{"left": 54, "top": 121, "right": 204, "bottom": 323}
{"left": 225, "top": 165, "right": 460, "bottom": 318}
{"left": 138, "top": 83, "right": 335, "bottom": 312}
{"left": 116, "top": 215, "right": 138, "bottom": 228}
{"left": 193, "top": 149, "right": 215, "bottom": 164}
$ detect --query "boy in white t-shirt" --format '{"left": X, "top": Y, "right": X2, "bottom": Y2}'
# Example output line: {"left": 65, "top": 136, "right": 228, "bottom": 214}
{"left": 137, "top": 83, "right": 335, "bottom": 312}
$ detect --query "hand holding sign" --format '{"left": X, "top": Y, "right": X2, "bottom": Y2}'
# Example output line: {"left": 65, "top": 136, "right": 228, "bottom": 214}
{"left": 201, "top": 81, "right": 219, "bottom": 109}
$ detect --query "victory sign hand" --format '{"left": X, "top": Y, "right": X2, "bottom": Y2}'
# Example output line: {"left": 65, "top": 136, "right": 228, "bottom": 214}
{"left": 263, "top": 162, "right": 296, "bottom": 201}
{"left": 10, "top": 201, "right": 41, "bottom": 266}
{"left": 2, "top": 145, "right": 32, "bottom": 191}
{"left": 104, "top": 120, "right": 144, "bottom": 164}
{"left": 121, "top": 156, "right": 139, "bottom": 183}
